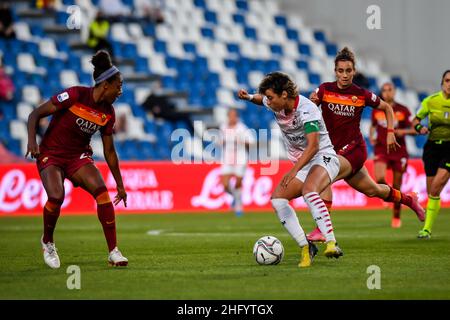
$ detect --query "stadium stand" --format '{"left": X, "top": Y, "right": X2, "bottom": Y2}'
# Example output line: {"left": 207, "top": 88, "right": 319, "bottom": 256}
{"left": 0, "top": 0, "right": 428, "bottom": 161}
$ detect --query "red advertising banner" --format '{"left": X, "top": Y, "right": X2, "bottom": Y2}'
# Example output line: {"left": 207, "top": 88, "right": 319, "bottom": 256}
{"left": 0, "top": 160, "right": 448, "bottom": 216}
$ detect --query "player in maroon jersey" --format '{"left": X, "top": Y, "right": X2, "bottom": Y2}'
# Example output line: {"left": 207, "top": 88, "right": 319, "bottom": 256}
{"left": 370, "top": 82, "right": 416, "bottom": 228}
{"left": 306, "top": 47, "right": 424, "bottom": 241}
{"left": 26, "top": 50, "right": 128, "bottom": 268}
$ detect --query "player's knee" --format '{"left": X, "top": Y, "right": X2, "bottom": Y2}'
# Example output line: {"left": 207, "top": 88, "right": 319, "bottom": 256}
{"left": 45, "top": 197, "right": 64, "bottom": 212}
{"left": 93, "top": 186, "right": 111, "bottom": 204}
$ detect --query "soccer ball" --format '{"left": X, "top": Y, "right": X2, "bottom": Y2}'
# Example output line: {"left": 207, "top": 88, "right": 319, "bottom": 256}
{"left": 253, "top": 236, "right": 284, "bottom": 265}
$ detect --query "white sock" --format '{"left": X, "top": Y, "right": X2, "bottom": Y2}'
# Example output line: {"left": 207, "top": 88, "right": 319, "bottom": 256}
{"left": 304, "top": 192, "right": 336, "bottom": 243}
{"left": 271, "top": 198, "right": 308, "bottom": 247}
{"left": 233, "top": 188, "right": 242, "bottom": 211}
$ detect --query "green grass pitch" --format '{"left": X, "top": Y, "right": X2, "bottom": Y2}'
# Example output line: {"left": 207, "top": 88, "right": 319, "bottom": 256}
{"left": 0, "top": 208, "right": 449, "bottom": 299}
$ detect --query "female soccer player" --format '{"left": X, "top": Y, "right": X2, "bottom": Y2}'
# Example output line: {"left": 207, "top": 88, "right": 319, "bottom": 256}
{"left": 413, "top": 70, "right": 450, "bottom": 239}
{"left": 26, "top": 50, "right": 128, "bottom": 268}
{"left": 220, "top": 108, "right": 255, "bottom": 216}
{"left": 305, "top": 47, "right": 425, "bottom": 241}
{"left": 369, "top": 82, "right": 416, "bottom": 228}
{"left": 239, "top": 72, "right": 343, "bottom": 268}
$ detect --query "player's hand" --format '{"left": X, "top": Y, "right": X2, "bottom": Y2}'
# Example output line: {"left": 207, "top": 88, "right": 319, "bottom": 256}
{"left": 281, "top": 169, "right": 297, "bottom": 188}
{"left": 419, "top": 126, "right": 429, "bottom": 135}
{"left": 309, "top": 91, "right": 319, "bottom": 105}
{"left": 25, "top": 141, "right": 40, "bottom": 159}
{"left": 237, "top": 89, "right": 250, "bottom": 100}
{"left": 114, "top": 186, "right": 127, "bottom": 207}
{"left": 386, "top": 132, "right": 401, "bottom": 154}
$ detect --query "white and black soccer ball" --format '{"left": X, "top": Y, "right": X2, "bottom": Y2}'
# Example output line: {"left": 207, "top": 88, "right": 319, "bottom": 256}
{"left": 253, "top": 236, "right": 284, "bottom": 265}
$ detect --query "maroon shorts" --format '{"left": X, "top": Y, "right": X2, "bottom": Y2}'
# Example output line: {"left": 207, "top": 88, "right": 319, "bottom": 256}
{"left": 36, "top": 151, "right": 94, "bottom": 183}
{"left": 374, "top": 152, "right": 408, "bottom": 173}
{"left": 337, "top": 138, "right": 368, "bottom": 178}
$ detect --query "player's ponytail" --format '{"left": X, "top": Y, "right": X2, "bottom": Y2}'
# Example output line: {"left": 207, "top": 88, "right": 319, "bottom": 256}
{"left": 91, "top": 50, "right": 120, "bottom": 86}
{"left": 335, "top": 47, "right": 356, "bottom": 69}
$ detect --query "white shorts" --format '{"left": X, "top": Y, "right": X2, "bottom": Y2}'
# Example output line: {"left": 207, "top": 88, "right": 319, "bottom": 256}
{"left": 295, "top": 153, "right": 340, "bottom": 183}
{"left": 221, "top": 164, "right": 246, "bottom": 177}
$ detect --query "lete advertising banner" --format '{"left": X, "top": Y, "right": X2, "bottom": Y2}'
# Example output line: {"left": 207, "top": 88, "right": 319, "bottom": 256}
{"left": 0, "top": 160, "right": 448, "bottom": 216}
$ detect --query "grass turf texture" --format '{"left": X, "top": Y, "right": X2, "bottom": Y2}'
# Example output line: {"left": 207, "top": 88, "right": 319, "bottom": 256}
{"left": 0, "top": 209, "right": 449, "bottom": 299}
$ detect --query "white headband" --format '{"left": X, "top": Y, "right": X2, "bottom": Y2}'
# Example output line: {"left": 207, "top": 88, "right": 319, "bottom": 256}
{"left": 94, "top": 66, "right": 120, "bottom": 84}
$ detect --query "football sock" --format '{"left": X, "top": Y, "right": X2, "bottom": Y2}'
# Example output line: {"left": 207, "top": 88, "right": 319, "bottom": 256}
{"left": 94, "top": 186, "right": 117, "bottom": 252}
{"left": 393, "top": 202, "right": 401, "bottom": 219}
{"left": 271, "top": 198, "right": 308, "bottom": 247}
{"left": 385, "top": 187, "right": 413, "bottom": 207}
{"left": 43, "top": 197, "right": 63, "bottom": 243}
{"left": 233, "top": 187, "right": 243, "bottom": 212}
{"left": 304, "top": 192, "right": 336, "bottom": 243}
{"left": 424, "top": 196, "right": 440, "bottom": 232}
{"left": 311, "top": 199, "right": 332, "bottom": 234}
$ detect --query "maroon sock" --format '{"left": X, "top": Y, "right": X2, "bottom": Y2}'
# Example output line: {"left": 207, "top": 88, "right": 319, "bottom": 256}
{"left": 94, "top": 186, "right": 117, "bottom": 252}
{"left": 385, "top": 187, "right": 412, "bottom": 207}
{"left": 43, "top": 198, "right": 63, "bottom": 243}
{"left": 393, "top": 203, "right": 401, "bottom": 219}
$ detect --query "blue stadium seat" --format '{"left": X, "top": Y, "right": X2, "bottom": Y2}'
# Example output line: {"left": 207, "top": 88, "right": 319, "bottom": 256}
{"left": 274, "top": 15, "right": 287, "bottom": 27}
{"left": 143, "top": 23, "right": 155, "bottom": 37}
{"left": 308, "top": 73, "right": 321, "bottom": 86}
{"left": 123, "top": 43, "right": 137, "bottom": 57}
{"left": 204, "top": 10, "right": 218, "bottom": 24}
{"left": 6, "top": 139, "right": 21, "bottom": 156}
{"left": 244, "top": 27, "right": 257, "bottom": 40}
{"left": 286, "top": 28, "right": 299, "bottom": 41}
{"left": 296, "top": 59, "right": 309, "bottom": 70}
{"left": 325, "top": 43, "right": 338, "bottom": 56}
{"left": 392, "top": 76, "right": 405, "bottom": 90}
{"left": 232, "top": 14, "right": 245, "bottom": 24}
{"left": 236, "top": 0, "right": 248, "bottom": 11}
{"left": 226, "top": 43, "right": 240, "bottom": 55}
{"left": 314, "top": 30, "right": 326, "bottom": 42}
{"left": 270, "top": 44, "right": 283, "bottom": 56}
{"left": 418, "top": 92, "right": 428, "bottom": 102}
{"left": 154, "top": 40, "right": 167, "bottom": 53}
{"left": 194, "top": 0, "right": 207, "bottom": 9}
{"left": 162, "top": 76, "right": 176, "bottom": 90}
{"left": 299, "top": 44, "right": 311, "bottom": 56}
{"left": 135, "top": 57, "right": 149, "bottom": 73}
{"left": 183, "top": 43, "right": 197, "bottom": 55}
{"left": 362, "top": 106, "right": 373, "bottom": 120}
{"left": 56, "top": 11, "right": 70, "bottom": 25}
{"left": 224, "top": 58, "right": 237, "bottom": 69}
{"left": 200, "top": 27, "right": 215, "bottom": 39}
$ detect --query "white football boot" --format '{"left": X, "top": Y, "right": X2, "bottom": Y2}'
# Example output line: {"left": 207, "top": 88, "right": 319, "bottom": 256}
{"left": 41, "top": 236, "right": 61, "bottom": 269}
{"left": 108, "top": 247, "right": 128, "bottom": 266}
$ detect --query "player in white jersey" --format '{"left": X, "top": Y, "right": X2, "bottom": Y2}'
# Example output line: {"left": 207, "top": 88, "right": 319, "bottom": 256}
{"left": 238, "top": 72, "right": 343, "bottom": 267}
{"left": 220, "top": 108, "right": 256, "bottom": 216}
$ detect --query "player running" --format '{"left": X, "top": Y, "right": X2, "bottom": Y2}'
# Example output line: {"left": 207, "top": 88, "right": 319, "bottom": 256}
{"left": 239, "top": 72, "right": 343, "bottom": 268}
{"left": 414, "top": 70, "right": 450, "bottom": 239}
{"left": 220, "top": 108, "right": 256, "bottom": 216}
{"left": 305, "top": 47, "right": 425, "bottom": 241}
{"left": 369, "top": 82, "right": 416, "bottom": 228}
{"left": 26, "top": 50, "right": 128, "bottom": 268}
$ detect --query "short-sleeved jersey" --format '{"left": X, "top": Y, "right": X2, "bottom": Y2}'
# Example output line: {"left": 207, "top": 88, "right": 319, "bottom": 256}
{"left": 372, "top": 102, "right": 411, "bottom": 157}
{"left": 263, "top": 95, "right": 335, "bottom": 162}
{"left": 40, "top": 86, "right": 116, "bottom": 157}
{"left": 220, "top": 121, "right": 256, "bottom": 165}
{"left": 316, "top": 82, "right": 380, "bottom": 152}
{"left": 416, "top": 91, "right": 450, "bottom": 141}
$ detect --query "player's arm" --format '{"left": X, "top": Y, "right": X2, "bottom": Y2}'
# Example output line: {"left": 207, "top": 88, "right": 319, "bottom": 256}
{"left": 369, "top": 124, "right": 377, "bottom": 146}
{"left": 26, "top": 100, "right": 58, "bottom": 159}
{"left": 237, "top": 89, "right": 264, "bottom": 105}
{"left": 411, "top": 117, "right": 429, "bottom": 135}
{"left": 412, "top": 97, "right": 430, "bottom": 135}
{"left": 102, "top": 134, "right": 127, "bottom": 207}
{"left": 281, "top": 122, "right": 320, "bottom": 188}
{"left": 377, "top": 99, "right": 400, "bottom": 153}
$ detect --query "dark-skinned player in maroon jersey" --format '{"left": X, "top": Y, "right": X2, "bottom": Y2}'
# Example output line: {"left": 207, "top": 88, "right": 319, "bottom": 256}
{"left": 306, "top": 47, "right": 425, "bottom": 242}
{"left": 370, "top": 82, "right": 416, "bottom": 228}
{"left": 26, "top": 50, "right": 128, "bottom": 268}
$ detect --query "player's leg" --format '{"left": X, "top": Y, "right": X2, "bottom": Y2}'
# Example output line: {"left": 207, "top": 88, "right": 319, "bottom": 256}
{"left": 346, "top": 167, "right": 425, "bottom": 221}
{"left": 233, "top": 173, "right": 244, "bottom": 216}
{"left": 39, "top": 165, "right": 65, "bottom": 269}
{"left": 71, "top": 164, "right": 127, "bottom": 265}
{"left": 221, "top": 173, "right": 232, "bottom": 194}
{"left": 391, "top": 169, "right": 404, "bottom": 228}
{"left": 303, "top": 163, "right": 342, "bottom": 259}
{"left": 374, "top": 159, "right": 388, "bottom": 184}
{"left": 271, "top": 173, "right": 317, "bottom": 267}
{"left": 421, "top": 168, "right": 450, "bottom": 237}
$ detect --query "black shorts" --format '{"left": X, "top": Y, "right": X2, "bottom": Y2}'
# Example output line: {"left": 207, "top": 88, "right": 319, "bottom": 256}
{"left": 422, "top": 140, "right": 450, "bottom": 176}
